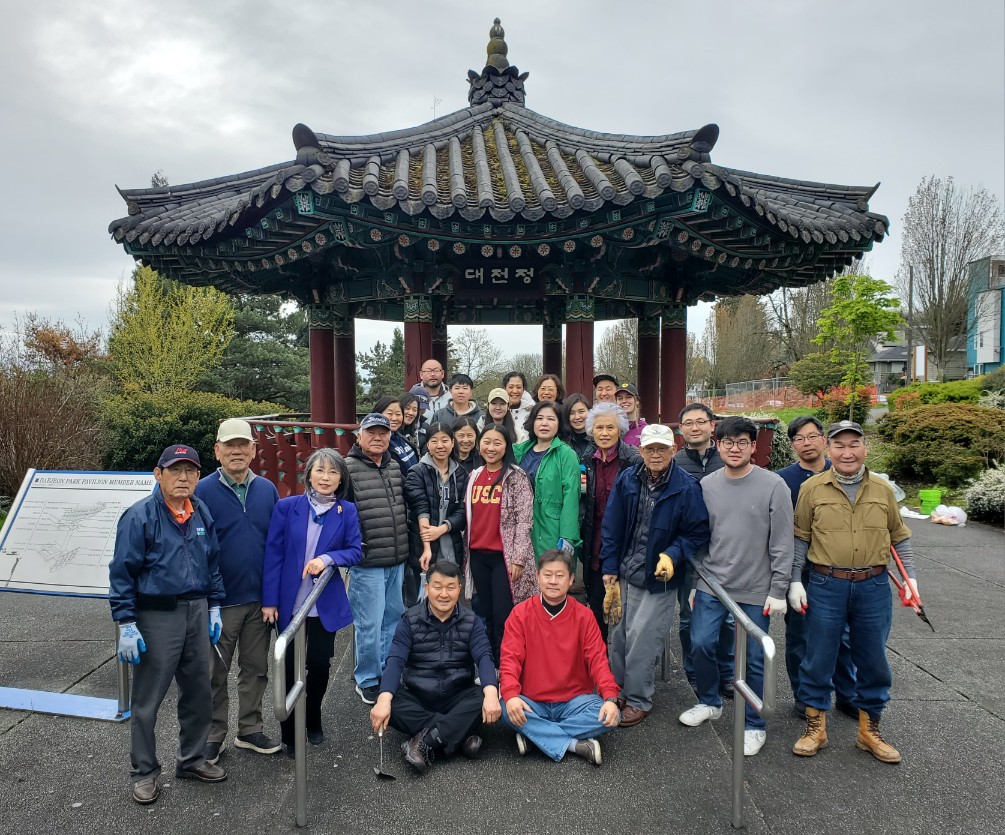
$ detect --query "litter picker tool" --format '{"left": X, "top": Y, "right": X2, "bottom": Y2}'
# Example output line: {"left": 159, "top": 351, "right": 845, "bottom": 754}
{"left": 373, "top": 730, "right": 395, "bottom": 780}
{"left": 888, "top": 545, "right": 935, "bottom": 632}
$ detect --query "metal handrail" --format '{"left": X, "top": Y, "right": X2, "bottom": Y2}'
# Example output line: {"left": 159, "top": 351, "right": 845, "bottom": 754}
{"left": 688, "top": 557, "right": 776, "bottom": 830}
{"left": 273, "top": 566, "right": 337, "bottom": 828}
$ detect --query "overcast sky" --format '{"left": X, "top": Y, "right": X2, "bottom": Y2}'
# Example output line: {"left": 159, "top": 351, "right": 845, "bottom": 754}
{"left": 1, "top": 0, "right": 1002, "bottom": 361}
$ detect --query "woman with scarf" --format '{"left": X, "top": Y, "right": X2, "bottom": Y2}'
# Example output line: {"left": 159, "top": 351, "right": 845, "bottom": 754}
{"left": 262, "top": 448, "right": 362, "bottom": 757}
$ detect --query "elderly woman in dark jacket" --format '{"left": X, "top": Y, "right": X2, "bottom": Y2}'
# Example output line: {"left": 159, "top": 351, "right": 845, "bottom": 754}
{"left": 403, "top": 422, "right": 468, "bottom": 603}
{"left": 579, "top": 401, "right": 639, "bottom": 641}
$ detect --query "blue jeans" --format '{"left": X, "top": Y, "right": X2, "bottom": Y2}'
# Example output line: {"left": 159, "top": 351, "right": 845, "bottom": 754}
{"left": 691, "top": 591, "right": 768, "bottom": 730}
{"left": 501, "top": 694, "right": 613, "bottom": 761}
{"left": 679, "top": 568, "right": 734, "bottom": 683}
{"left": 798, "top": 569, "right": 892, "bottom": 718}
{"left": 347, "top": 563, "right": 404, "bottom": 689}
{"left": 785, "top": 608, "right": 857, "bottom": 705}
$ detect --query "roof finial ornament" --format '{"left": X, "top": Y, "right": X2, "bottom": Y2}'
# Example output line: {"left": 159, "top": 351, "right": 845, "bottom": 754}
{"left": 467, "top": 18, "right": 529, "bottom": 108}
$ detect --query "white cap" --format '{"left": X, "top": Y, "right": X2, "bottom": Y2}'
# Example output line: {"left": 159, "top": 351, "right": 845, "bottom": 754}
{"left": 217, "top": 418, "right": 254, "bottom": 443}
{"left": 640, "top": 424, "right": 676, "bottom": 448}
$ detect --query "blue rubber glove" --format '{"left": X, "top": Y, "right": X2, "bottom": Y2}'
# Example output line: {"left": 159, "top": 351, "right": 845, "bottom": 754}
{"left": 557, "top": 538, "right": 575, "bottom": 557}
{"left": 118, "top": 622, "right": 146, "bottom": 664}
{"left": 209, "top": 606, "right": 223, "bottom": 645}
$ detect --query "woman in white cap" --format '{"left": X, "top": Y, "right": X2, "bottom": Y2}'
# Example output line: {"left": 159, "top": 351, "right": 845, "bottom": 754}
{"left": 478, "top": 387, "right": 518, "bottom": 439}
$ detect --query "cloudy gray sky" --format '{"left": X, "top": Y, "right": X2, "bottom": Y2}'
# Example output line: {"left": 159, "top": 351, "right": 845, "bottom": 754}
{"left": 1, "top": 0, "right": 1002, "bottom": 359}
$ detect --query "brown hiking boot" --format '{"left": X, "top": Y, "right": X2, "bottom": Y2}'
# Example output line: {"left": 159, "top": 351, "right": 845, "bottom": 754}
{"left": 856, "top": 710, "right": 901, "bottom": 763}
{"left": 792, "top": 707, "right": 829, "bottom": 756}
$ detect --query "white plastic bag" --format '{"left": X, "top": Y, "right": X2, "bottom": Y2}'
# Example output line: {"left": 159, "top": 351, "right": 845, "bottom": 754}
{"left": 873, "top": 472, "right": 906, "bottom": 502}
{"left": 931, "top": 505, "right": 967, "bottom": 526}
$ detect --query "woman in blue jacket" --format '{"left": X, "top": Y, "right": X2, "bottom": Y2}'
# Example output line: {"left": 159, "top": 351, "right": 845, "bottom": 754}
{"left": 262, "top": 448, "right": 362, "bottom": 756}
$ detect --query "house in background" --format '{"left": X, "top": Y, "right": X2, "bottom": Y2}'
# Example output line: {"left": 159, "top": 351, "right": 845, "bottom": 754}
{"left": 967, "top": 256, "right": 1005, "bottom": 376}
{"left": 867, "top": 342, "right": 908, "bottom": 392}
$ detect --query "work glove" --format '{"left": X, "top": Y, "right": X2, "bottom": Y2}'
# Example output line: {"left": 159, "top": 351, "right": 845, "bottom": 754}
{"left": 763, "top": 595, "right": 787, "bottom": 617}
{"left": 556, "top": 538, "right": 575, "bottom": 557}
{"left": 603, "top": 582, "right": 622, "bottom": 626}
{"left": 117, "top": 622, "right": 146, "bottom": 664}
{"left": 903, "top": 578, "right": 920, "bottom": 602}
{"left": 788, "top": 581, "right": 807, "bottom": 614}
{"left": 654, "top": 552, "right": 675, "bottom": 582}
{"left": 209, "top": 606, "right": 223, "bottom": 645}
{"left": 688, "top": 588, "right": 696, "bottom": 611}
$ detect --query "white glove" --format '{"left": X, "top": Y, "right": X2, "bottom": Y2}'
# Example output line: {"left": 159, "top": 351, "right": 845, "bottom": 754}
{"left": 688, "top": 588, "right": 696, "bottom": 611}
{"left": 903, "top": 578, "right": 919, "bottom": 601}
{"left": 788, "top": 581, "right": 807, "bottom": 614}
{"left": 763, "top": 595, "right": 787, "bottom": 617}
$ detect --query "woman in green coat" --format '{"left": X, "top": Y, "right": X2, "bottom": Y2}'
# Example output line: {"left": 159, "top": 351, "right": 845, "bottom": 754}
{"left": 513, "top": 400, "right": 582, "bottom": 561}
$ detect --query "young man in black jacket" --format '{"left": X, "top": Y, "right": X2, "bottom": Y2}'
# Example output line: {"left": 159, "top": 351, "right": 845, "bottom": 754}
{"left": 369, "top": 562, "right": 501, "bottom": 773}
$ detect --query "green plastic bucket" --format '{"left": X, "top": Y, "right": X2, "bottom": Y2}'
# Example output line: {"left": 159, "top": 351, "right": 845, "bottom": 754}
{"left": 918, "top": 489, "right": 942, "bottom": 515}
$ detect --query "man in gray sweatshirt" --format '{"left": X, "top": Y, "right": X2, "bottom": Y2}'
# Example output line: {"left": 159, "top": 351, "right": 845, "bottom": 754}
{"left": 678, "top": 417, "right": 793, "bottom": 757}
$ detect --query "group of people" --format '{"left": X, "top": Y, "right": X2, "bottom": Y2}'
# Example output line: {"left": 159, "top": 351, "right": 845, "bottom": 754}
{"left": 107, "top": 362, "right": 918, "bottom": 804}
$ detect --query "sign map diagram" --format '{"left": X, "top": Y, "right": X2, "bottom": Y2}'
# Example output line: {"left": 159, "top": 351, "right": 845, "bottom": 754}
{"left": 0, "top": 471, "right": 156, "bottom": 597}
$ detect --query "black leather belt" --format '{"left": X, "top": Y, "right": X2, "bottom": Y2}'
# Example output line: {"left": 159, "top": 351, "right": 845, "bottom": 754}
{"left": 810, "top": 563, "right": 885, "bottom": 581}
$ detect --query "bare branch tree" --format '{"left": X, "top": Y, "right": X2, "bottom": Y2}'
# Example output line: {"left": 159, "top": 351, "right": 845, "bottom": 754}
{"left": 449, "top": 327, "right": 507, "bottom": 396}
{"left": 594, "top": 319, "right": 638, "bottom": 384}
{"left": 898, "top": 176, "right": 1005, "bottom": 380}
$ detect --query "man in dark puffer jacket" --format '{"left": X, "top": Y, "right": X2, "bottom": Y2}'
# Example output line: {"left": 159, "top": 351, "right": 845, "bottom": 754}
{"left": 344, "top": 413, "right": 410, "bottom": 705}
{"left": 370, "top": 562, "right": 501, "bottom": 774}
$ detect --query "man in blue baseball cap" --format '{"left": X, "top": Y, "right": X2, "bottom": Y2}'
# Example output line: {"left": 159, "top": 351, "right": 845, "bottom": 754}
{"left": 108, "top": 444, "right": 227, "bottom": 804}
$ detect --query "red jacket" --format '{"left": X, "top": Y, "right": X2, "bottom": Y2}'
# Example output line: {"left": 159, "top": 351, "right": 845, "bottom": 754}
{"left": 499, "top": 595, "right": 618, "bottom": 703}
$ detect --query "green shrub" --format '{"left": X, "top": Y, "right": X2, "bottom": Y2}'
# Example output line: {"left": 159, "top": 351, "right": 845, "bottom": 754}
{"left": 979, "top": 389, "right": 1005, "bottom": 410}
{"left": 815, "top": 386, "right": 873, "bottom": 425}
{"left": 102, "top": 391, "right": 288, "bottom": 475}
{"left": 982, "top": 366, "right": 1005, "bottom": 393}
{"left": 964, "top": 468, "right": 1005, "bottom": 525}
{"left": 888, "top": 378, "right": 984, "bottom": 410}
{"left": 877, "top": 404, "right": 1005, "bottom": 487}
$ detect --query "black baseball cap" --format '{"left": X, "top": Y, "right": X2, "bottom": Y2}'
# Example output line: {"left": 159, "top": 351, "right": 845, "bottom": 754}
{"left": 617, "top": 382, "right": 640, "bottom": 398}
{"left": 826, "top": 420, "right": 865, "bottom": 439}
{"left": 359, "top": 413, "right": 392, "bottom": 431}
{"left": 157, "top": 444, "right": 201, "bottom": 469}
{"left": 593, "top": 373, "right": 619, "bottom": 387}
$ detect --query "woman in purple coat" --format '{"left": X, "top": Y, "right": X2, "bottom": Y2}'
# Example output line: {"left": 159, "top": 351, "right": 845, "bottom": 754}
{"left": 262, "top": 448, "right": 362, "bottom": 756}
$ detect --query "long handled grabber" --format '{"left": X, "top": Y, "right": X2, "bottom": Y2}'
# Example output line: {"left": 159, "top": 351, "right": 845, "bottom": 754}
{"left": 888, "top": 545, "right": 935, "bottom": 632}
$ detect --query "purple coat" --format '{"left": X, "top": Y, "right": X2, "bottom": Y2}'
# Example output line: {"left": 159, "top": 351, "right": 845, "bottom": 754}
{"left": 623, "top": 418, "right": 648, "bottom": 448}
{"left": 261, "top": 495, "right": 363, "bottom": 633}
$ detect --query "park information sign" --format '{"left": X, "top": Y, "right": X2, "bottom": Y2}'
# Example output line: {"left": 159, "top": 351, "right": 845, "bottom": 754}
{"left": 0, "top": 470, "right": 156, "bottom": 597}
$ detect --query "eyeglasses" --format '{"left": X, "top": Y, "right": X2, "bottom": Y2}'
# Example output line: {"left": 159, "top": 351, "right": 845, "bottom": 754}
{"left": 792, "top": 433, "right": 823, "bottom": 445}
{"left": 718, "top": 439, "right": 751, "bottom": 450}
{"left": 680, "top": 419, "right": 710, "bottom": 428}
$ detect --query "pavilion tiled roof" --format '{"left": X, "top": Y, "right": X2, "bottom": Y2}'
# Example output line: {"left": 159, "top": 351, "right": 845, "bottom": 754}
{"left": 109, "top": 105, "right": 887, "bottom": 250}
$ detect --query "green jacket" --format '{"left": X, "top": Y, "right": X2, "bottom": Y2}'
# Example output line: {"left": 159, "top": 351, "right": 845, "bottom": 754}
{"left": 513, "top": 437, "right": 582, "bottom": 560}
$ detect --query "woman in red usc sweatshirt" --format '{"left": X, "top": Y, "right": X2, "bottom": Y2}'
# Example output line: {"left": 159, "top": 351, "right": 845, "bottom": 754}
{"left": 462, "top": 424, "right": 538, "bottom": 664}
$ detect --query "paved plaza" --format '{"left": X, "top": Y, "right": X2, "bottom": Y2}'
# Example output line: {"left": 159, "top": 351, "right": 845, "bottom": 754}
{"left": 0, "top": 517, "right": 1001, "bottom": 835}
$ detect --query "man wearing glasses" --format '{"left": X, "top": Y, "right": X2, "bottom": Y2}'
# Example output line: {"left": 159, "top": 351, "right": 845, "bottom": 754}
{"left": 679, "top": 417, "right": 793, "bottom": 757}
{"left": 776, "top": 417, "right": 857, "bottom": 721}
{"left": 601, "top": 424, "right": 710, "bottom": 727}
{"left": 673, "top": 403, "right": 733, "bottom": 697}
{"left": 409, "top": 359, "right": 451, "bottom": 416}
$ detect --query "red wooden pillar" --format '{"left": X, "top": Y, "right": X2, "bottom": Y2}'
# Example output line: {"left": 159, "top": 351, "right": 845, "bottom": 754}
{"left": 403, "top": 295, "right": 433, "bottom": 390}
{"left": 637, "top": 314, "right": 660, "bottom": 421}
{"left": 565, "top": 322, "right": 595, "bottom": 397}
{"left": 542, "top": 321, "right": 563, "bottom": 379}
{"left": 307, "top": 305, "right": 335, "bottom": 424}
{"left": 659, "top": 304, "right": 687, "bottom": 423}
{"left": 332, "top": 314, "right": 356, "bottom": 426}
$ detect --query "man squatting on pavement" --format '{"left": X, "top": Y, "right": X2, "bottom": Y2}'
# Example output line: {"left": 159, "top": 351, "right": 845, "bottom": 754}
{"left": 678, "top": 417, "right": 793, "bottom": 757}
{"left": 500, "top": 549, "right": 621, "bottom": 765}
{"left": 194, "top": 419, "right": 281, "bottom": 764}
{"left": 369, "top": 561, "right": 501, "bottom": 773}
{"left": 789, "top": 420, "right": 917, "bottom": 763}
{"left": 109, "top": 444, "right": 227, "bottom": 805}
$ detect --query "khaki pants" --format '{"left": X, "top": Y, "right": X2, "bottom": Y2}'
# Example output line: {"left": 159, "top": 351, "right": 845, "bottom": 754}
{"left": 208, "top": 602, "right": 272, "bottom": 742}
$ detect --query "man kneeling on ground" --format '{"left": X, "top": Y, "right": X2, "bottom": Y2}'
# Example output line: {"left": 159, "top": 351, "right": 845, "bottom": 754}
{"left": 499, "top": 549, "right": 620, "bottom": 765}
{"left": 370, "top": 561, "right": 501, "bottom": 773}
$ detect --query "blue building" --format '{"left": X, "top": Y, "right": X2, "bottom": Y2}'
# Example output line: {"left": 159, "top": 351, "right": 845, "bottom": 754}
{"left": 967, "top": 256, "right": 1005, "bottom": 376}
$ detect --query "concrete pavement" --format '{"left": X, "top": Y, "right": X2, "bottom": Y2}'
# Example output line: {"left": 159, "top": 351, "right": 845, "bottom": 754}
{"left": 0, "top": 517, "right": 1001, "bottom": 834}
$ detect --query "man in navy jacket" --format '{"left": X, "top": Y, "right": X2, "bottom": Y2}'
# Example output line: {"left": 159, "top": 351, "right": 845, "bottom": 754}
{"left": 601, "top": 424, "right": 710, "bottom": 728}
{"left": 109, "top": 444, "right": 226, "bottom": 805}
{"left": 194, "top": 419, "right": 280, "bottom": 764}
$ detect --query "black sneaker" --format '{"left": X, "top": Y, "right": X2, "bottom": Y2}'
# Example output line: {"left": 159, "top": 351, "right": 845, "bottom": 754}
{"left": 720, "top": 682, "right": 735, "bottom": 700}
{"left": 204, "top": 740, "right": 225, "bottom": 765}
{"left": 355, "top": 684, "right": 380, "bottom": 705}
{"left": 306, "top": 728, "right": 324, "bottom": 746}
{"left": 235, "top": 732, "right": 282, "bottom": 755}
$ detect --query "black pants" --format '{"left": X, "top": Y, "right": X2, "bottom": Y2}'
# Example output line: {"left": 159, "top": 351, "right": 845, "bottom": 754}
{"left": 389, "top": 685, "right": 484, "bottom": 755}
{"left": 281, "top": 616, "right": 336, "bottom": 746}
{"left": 583, "top": 560, "right": 608, "bottom": 644}
{"left": 402, "top": 556, "right": 421, "bottom": 608}
{"left": 469, "top": 549, "right": 513, "bottom": 665}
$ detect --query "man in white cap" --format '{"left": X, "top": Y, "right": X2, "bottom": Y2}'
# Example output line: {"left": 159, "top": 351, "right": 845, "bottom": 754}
{"left": 600, "top": 424, "right": 710, "bottom": 727}
{"left": 194, "top": 419, "right": 281, "bottom": 764}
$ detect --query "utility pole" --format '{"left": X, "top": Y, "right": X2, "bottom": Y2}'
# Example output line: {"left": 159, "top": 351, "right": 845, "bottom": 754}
{"left": 431, "top": 97, "right": 443, "bottom": 119}
{"left": 905, "top": 265, "right": 914, "bottom": 385}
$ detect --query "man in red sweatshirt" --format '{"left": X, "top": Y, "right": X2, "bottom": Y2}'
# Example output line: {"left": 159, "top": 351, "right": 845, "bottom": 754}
{"left": 499, "top": 549, "right": 621, "bottom": 765}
